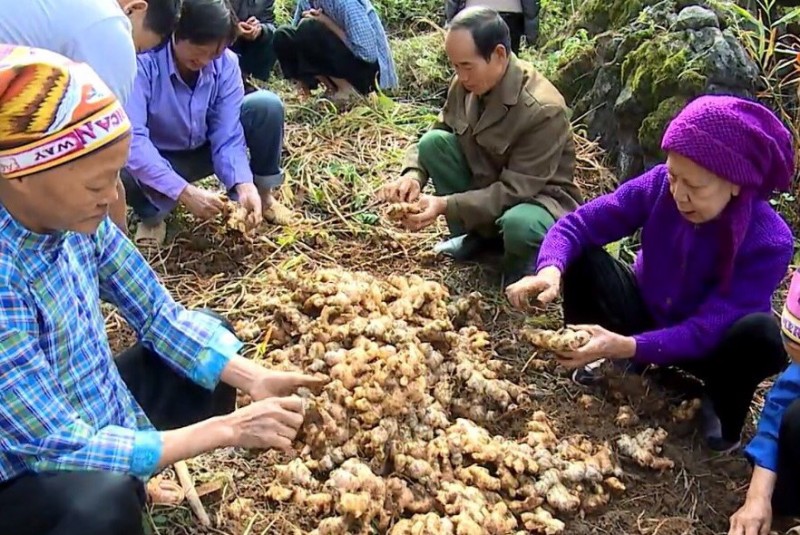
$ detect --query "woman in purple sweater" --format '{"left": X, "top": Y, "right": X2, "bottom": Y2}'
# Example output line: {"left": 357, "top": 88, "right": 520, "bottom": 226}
{"left": 506, "top": 95, "right": 794, "bottom": 453}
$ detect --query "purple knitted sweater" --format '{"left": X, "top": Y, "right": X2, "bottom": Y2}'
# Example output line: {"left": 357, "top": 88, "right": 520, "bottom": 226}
{"left": 535, "top": 164, "right": 793, "bottom": 365}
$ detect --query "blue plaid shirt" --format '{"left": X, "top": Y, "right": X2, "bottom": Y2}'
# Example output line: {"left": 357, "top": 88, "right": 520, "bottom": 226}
{"left": 0, "top": 207, "right": 241, "bottom": 482}
{"left": 293, "top": 0, "right": 398, "bottom": 89}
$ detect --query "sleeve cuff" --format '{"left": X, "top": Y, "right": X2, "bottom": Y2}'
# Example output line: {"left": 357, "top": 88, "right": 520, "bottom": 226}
{"left": 744, "top": 437, "right": 779, "bottom": 473}
{"left": 535, "top": 258, "right": 566, "bottom": 274}
{"left": 632, "top": 333, "right": 665, "bottom": 364}
{"left": 189, "top": 323, "right": 242, "bottom": 390}
{"left": 131, "top": 430, "right": 163, "bottom": 478}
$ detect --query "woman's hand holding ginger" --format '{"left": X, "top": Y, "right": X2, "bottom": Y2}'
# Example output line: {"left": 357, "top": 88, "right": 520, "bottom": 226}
{"left": 505, "top": 266, "right": 562, "bottom": 309}
{"left": 553, "top": 324, "right": 636, "bottom": 369}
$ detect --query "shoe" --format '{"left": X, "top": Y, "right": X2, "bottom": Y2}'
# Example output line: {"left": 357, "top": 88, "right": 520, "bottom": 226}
{"left": 570, "top": 358, "right": 646, "bottom": 386}
{"left": 134, "top": 220, "right": 166, "bottom": 247}
{"left": 433, "top": 234, "right": 501, "bottom": 262}
{"left": 571, "top": 359, "right": 606, "bottom": 386}
{"left": 706, "top": 436, "right": 741, "bottom": 454}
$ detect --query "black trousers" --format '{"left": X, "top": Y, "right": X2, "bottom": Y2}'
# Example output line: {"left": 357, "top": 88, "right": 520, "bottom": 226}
{"left": 498, "top": 12, "right": 524, "bottom": 54}
{"left": 562, "top": 249, "right": 788, "bottom": 442}
{"left": 0, "top": 311, "right": 237, "bottom": 535}
{"left": 773, "top": 398, "right": 800, "bottom": 516}
{"left": 273, "top": 18, "right": 379, "bottom": 95}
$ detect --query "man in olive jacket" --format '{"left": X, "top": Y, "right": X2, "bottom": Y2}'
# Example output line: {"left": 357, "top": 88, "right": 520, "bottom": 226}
{"left": 380, "top": 7, "right": 581, "bottom": 282}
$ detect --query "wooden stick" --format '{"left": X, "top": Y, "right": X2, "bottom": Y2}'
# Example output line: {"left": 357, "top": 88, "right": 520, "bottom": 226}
{"left": 174, "top": 460, "right": 211, "bottom": 527}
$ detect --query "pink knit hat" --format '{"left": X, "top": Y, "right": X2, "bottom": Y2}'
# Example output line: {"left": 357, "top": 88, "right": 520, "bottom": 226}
{"left": 783, "top": 271, "right": 800, "bottom": 345}
{"left": 661, "top": 96, "right": 796, "bottom": 287}
{"left": 661, "top": 95, "right": 795, "bottom": 198}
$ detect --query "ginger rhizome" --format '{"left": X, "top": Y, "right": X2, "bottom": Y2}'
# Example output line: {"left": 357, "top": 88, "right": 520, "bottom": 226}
{"left": 523, "top": 328, "right": 591, "bottom": 352}
{"left": 385, "top": 202, "right": 422, "bottom": 222}
{"left": 617, "top": 428, "right": 674, "bottom": 471}
{"left": 227, "top": 268, "right": 668, "bottom": 533}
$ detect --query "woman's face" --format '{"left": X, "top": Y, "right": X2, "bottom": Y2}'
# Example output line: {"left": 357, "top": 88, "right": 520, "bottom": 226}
{"left": 784, "top": 337, "right": 800, "bottom": 364}
{"left": 666, "top": 152, "right": 740, "bottom": 224}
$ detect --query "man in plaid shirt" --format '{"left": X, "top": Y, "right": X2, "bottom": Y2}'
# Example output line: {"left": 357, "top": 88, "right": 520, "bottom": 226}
{"left": 0, "top": 45, "right": 321, "bottom": 535}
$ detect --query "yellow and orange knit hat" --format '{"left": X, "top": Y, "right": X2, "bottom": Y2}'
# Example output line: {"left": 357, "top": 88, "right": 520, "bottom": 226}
{"left": 0, "top": 44, "right": 131, "bottom": 179}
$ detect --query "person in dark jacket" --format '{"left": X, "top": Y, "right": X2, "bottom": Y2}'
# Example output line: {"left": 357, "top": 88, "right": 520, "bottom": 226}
{"left": 444, "top": 0, "right": 540, "bottom": 52}
{"left": 229, "top": 0, "right": 277, "bottom": 86}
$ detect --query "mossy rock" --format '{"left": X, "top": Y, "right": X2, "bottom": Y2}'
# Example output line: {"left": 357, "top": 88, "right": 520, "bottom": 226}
{"left": 638, "top": 96, "right": 690, "bottom": 156}
{"left": 618, "top": 32, "right": 707, "bottom": 116}
{"left": 575, "top": 0, "right": 661, "bottom": 34}
{"left": 551, "top": 46, "right": 598, "bottom": 103}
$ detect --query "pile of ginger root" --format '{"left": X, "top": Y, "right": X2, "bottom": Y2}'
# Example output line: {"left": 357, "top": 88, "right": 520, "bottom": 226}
{"left": 228, "top": 268, "right": 670, "bottom": 534}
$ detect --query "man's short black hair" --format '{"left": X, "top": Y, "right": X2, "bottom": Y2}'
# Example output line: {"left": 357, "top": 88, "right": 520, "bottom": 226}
{"left": 449, "top": 7, "right": 511, "bottom": 62}
{"left": 143, "top": 0, "right": 182, "bottom": 37}
{"left": 174, "top": 0, "right": 239, "bottom": 45}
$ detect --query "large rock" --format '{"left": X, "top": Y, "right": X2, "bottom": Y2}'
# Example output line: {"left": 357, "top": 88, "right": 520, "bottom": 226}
{"left": 547, "top": 0, "right": 760, "bottom": 180}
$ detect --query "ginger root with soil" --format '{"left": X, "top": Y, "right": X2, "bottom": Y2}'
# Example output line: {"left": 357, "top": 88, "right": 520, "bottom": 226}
{"left": 384, "top": 202, "right": 422, "bottom": 222}
{"left": 228, "top": 267, "right": 664, "bottom": 533}
{"left": 523, "top": 328, "right": 591, "bottom": 352}
{"left": 617, "top": 428, "right": 674, "bottom": 471}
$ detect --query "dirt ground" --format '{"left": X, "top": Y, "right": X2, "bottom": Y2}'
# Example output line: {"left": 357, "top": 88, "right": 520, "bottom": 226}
{"left": 104, "top": 95, "right": 767, "bottom": 535}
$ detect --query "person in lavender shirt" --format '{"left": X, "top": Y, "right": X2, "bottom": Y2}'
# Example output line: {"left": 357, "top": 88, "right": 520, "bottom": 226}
{"left": 122, "top": 0, "right": 287, "bottom": 245}
{"left": 506, "top": 95, "right": 793, "bottom": 453}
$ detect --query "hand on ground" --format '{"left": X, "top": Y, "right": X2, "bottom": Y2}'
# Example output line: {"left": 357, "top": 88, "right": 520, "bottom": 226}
{"left": 505, "top": 266, "right": 561, "bottom": 309}
{"left": 728, "top": 495, "right": 772, "bottom": 535}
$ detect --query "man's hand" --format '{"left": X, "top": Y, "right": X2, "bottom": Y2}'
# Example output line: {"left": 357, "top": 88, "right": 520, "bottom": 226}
{"left": 235, "top": 183, "right": 263, "bottom": 228}
{"left": 553, "top": 324, "right": 635, "bottom": 370}
{"left": 302, "top": 7, "right": 322, "bottom": 18}
{"left": 403, "top": 194, "right": 446, "bottom": 231}
{"left": 238, "top": 20, "right": 262, "bottom": 40}
{"left": 178, "top": 185, "right": 225, "bottom": 220}
{"left": 250, "top": 369, "right": 328, "bottom": 401}
{"left": 227, "top": 396, "right": 306, "bottom": 452}
{"left": 505, "top": 266, "right": 562, "bottom": 309}
{"left": 378, "top": 174, "right": 422, "bottom": 203}
{"left": 728, "top": 495, "right": 772, "bottom": 535}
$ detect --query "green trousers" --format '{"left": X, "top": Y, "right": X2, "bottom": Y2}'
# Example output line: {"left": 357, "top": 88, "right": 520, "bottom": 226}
{"left": 417, "top": 129, "right": 555, "bottom": 270}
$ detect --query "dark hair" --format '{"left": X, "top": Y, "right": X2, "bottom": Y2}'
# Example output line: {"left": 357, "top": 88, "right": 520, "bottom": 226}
{"left": 143, "top": 0, "right": 182, "bottom": 37}
{"left": 174, "top": 0, "right": 239, "bottom": 45}
{"left": 449, "top": 7, "right": 511, "bottom": 62}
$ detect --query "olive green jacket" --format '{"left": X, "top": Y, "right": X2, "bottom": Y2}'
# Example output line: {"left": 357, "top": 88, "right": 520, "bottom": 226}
{"left": 401, "top": 55, "right": 582, "bottom": 231}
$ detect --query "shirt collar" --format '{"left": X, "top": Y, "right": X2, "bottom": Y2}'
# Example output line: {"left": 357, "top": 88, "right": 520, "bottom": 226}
{"left": 164, "top": 41, "right": 218, "bottom": 83}
{"left": 0, "top": 203, "right": 66, "bottom": 251}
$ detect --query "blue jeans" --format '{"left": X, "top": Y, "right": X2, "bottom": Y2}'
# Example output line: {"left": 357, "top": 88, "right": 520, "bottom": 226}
{"left": 122, "top": 89, "right": 285, "bottom": 224}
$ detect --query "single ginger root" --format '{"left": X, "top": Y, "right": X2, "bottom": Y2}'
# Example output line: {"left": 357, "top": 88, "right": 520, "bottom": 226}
{"left": 616, "top": 428, "right": 674, "bottom": 471}
{"left": 385, "top": 202, "right": 422, "bottom": 222}
{"left": 615, "top": 405, "right": 639, "bottom": 428}
{"left": 671, "top": 398, "right": 702, "bottom": 422}
{"left": 523, "top": 328, "right": 591, "bottom": 352}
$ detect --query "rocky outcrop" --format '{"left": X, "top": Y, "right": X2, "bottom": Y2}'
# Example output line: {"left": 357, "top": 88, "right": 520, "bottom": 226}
{"left": 547, "top": 0, "right": 760, "bottom": 180}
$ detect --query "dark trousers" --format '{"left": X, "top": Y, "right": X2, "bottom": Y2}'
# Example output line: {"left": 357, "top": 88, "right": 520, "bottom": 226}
{"left": 273, "top": 18, "right": 379, "bottom": 95}
{"left": 230, "top": 25, "right": 277, "bottom": 82}
{"left": 773, "top": 398, "right": 800, "bottom": 516}
{"left": 499, "top": 12, "right": 524, "bottom": 54}
{"left": 562, "top": 249, "right": 788, "bottom": 442}
{"left": 0, "top": 311, "right": 237, "bottom": 535}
